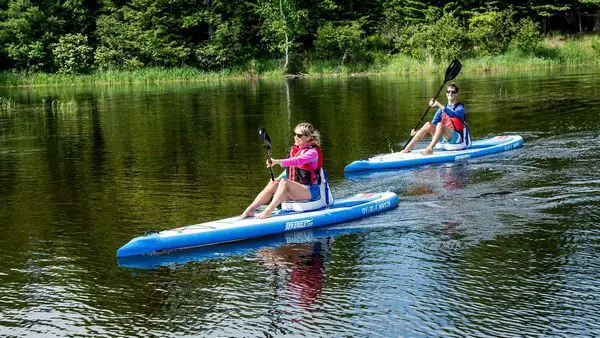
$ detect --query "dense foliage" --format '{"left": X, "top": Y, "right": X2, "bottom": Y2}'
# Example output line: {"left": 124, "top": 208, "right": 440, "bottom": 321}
{"left": 2, "top": 0, "right": 600, "bottom": 74}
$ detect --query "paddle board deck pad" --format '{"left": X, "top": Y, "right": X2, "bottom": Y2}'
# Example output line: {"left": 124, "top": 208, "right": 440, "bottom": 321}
{"left": 116, "top": 191, "right": 398, "bottom": 258}
{"left": 344, "top": 135, "right": 524, "bottom": 173}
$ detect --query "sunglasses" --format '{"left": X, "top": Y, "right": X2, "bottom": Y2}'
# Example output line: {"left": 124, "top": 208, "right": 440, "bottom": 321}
{"left": 446, "top": 90, "right": 457, "bottom": 94}
{"left": 293, "top": 133, "right": 305, "bottom": 138}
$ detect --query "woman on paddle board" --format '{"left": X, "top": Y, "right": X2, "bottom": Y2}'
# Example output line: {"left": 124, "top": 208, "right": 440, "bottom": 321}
{"left": 242, "top": 122, "right": 324, "bottom": 219}
{"left": 401, "top": 83, "right": 466, "bottom": 155}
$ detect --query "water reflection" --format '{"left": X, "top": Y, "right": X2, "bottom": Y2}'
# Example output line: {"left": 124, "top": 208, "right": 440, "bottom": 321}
{"left": 259, "top": 240, "right": 328, "bottom": 308}
{"left": 408, "top": 164, "right": 470, "bottom": 193}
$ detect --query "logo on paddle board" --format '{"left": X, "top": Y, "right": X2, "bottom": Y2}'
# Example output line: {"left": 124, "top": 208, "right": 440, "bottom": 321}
{"left": 285, "top": 219, "right": 314, "bottom": 231}
{"left": 361, "top": 200, "right": 392, "bottom": 215}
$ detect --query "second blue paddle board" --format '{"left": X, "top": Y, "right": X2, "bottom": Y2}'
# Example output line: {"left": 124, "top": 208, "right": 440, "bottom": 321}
{"left": 344, "top": 135, "right": 524, "bottom": 173}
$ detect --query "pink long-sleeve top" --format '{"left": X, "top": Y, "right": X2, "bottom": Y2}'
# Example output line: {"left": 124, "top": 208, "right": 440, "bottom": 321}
{"left": 280, "top": 147, "right": 319, "bottom": 170}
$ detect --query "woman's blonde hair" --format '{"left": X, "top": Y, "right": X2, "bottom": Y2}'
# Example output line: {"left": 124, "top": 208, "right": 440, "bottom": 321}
{"left": 295, "top": 122, "right": 321, "bottom": 146}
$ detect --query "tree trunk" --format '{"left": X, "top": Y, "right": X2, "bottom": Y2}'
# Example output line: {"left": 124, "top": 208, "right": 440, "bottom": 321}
{"left": 284, "top": 33, "right": 289, "bottom": 71}
{"left": 280, "top": 0, "right": 289, "bottom": 72}
{"left": 595, "top": 14, "right": 600, "bottom": 31}
{"left": 341, "top": 51, "right": 348, "bottom": 66}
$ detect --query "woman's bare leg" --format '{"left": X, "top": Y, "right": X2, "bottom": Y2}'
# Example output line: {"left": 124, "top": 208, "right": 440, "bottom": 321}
{"left": 241, "top": 180, "right": 279, "bottom": 218}
{"left": 257, "top": 180, "right": 311, "bottom": 219}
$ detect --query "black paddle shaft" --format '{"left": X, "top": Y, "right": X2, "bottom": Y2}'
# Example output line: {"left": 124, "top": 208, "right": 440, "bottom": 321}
{"left": 402, "top": 59, "right": 462, "bottom": 150}
{"left": 258, "top": 126, "right": 275, "bottom": 181}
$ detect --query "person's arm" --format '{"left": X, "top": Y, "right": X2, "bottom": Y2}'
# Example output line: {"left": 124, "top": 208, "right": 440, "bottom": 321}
{"left": 272, "top": 148, "right": 318, "bottom": 167}
{"left": 431, "top": 108, "right": 443, "bottom": 125}
{"left": 427, "top": 98, "right": 445, "bottom": 126}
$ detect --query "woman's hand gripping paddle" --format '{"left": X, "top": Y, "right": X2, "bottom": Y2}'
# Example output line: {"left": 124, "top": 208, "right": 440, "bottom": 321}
{"left": 402, "top": 59, "right": 462, "bottom": 150}
{"left": 258, "top": 126, "right": 275, "bottom": 181}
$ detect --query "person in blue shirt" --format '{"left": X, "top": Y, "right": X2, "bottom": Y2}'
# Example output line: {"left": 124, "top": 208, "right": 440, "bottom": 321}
{"left": 401, "top": 83, "right": 466, "bottom": 155}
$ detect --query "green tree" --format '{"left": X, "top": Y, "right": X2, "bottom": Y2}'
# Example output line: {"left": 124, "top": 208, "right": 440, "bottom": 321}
{"left": 394, "top": 8, "right": 467, "bottom": 62}
{"left": 511, "top": 18, "right": 542, "bottom": 55}
{"left": 580, "top": 0, "right": 600, "bottom": 31}
{"left": 0, "top": 0, "right": 61, "bottom": 71}
{"left": 194, "top": 19, "right": 247, "bottom": 70}
{"left": 525, "top": 1, "right": 570, "bottom": 33}
{"left": 183, "top": 0, "right": 250, "bottom": 70}
{"left": 315, "top": 21, "right": 366, "bottom": 65}
{"left": 94, "top": 0, "right": 252, "bottom": 70}
{"left": 253, "top": 0, "right": 308, "bottom": 72}
{"left": 468, "top": 9, "right": 517, "bottom": 56}
{"left": 94, "top": 12, "right": 144, "bottom": 69}
{"left": 52, "top": 33, "right": 93, "bottom": 74}
{"left": 383, "top": 0, "right": 428, "bottom": 27}
{"left": 95, "top": 0, "right": 193, "bottom": 70}
{"left": 57, "top": 0, "right": 97, "bottom": 36}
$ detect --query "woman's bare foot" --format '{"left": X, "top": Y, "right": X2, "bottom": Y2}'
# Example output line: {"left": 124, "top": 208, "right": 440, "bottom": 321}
{"left": 400, "top": 149, "right": 410, "bottom": 153}
{"left": 257, "top": 208, "right": 274, "bottom": 219}
{"left": 241, "top": 208, "right": 255, "bottom": 218}
{"left": 420, "top": 147, "right": 434, "bottom": 155}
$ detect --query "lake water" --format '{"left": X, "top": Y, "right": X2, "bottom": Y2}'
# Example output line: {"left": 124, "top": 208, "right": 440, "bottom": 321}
{"left": 1, "top": 69, "right": 599, "bottom": 336}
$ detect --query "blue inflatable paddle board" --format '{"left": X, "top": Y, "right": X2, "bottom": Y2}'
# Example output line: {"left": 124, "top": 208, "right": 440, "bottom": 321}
{"left": 117, "top": 225, "right": 373, "bottom": 269}
{"left": 117, "top": 191, "right": 398, "bottom": 258}
{"left": 344, "top": 135, "right": 524, "bottom": 173}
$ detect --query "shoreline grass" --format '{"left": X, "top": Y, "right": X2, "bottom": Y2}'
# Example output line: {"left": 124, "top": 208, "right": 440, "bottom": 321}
{"left": 2, "top": 34, "right": 599, "bottom": 88}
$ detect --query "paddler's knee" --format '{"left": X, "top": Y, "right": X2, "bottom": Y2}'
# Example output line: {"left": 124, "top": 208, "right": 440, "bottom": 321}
{"left": 279, "top": 179, "right": 289, "bottom": 187}
{"left": 265, "top": 180, "right": 279, "bottom": 192}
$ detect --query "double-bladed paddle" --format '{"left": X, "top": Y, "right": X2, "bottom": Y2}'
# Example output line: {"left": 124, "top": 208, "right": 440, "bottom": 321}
{"left": 402, "top": 59, "right": 462, "bottom": 150}
{"left": 258, "top": 126, "right": 275, "bottom": 181}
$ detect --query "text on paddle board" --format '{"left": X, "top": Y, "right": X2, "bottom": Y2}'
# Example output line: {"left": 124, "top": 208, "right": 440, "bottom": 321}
{"left": 504, "top": 143, "right": 520, "bottom": 150}
{"left": 285, "top": 219, "right": 314, "bottom": 231}
{"left": 361, "top": 200, "right": 392, "bottom": 215}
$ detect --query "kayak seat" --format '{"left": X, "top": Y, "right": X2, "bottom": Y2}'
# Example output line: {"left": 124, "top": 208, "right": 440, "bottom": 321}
{"left": 434, "top": 124, "right": 471, "bottom": 151}
{"left": 281, "top": 168, "right": 334, "bottom": 212}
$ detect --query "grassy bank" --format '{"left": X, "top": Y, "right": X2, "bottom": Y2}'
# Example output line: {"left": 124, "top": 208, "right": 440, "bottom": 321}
{"left": 2, "top": 34, "right": 600, "bottom": 88}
